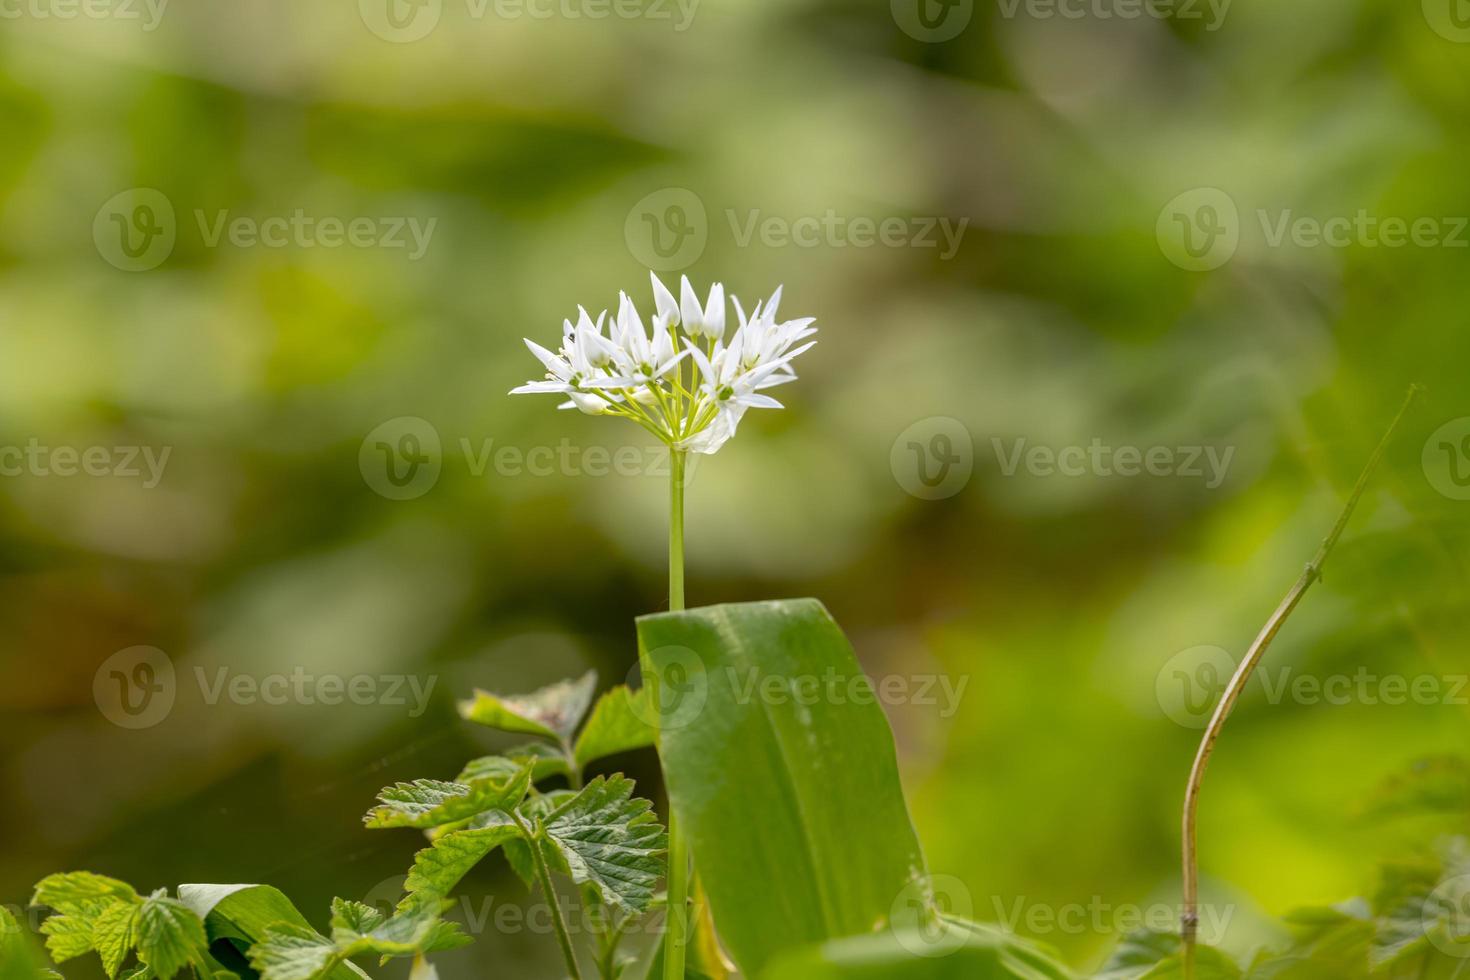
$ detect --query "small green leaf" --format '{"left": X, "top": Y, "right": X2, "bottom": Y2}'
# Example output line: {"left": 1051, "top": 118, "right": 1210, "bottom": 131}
{"left": 93, "top": 901, "right": 139, "bottom": 979}
{"left": 541, "top": 774, "right": 667, "bottom": 914}
{"left": 133, "top": 894, "right": 208, "bottom": 980}
{"left": 574, "top": 686, "right": 658, "bottom": 769}
{"left": 248, "top": 925, "right": 343, "bottom": 980}
{"left": 403, "top": 816, "right": 525, "bottom": 906}
{"left": 365, "top": 766, "right": 532, "bottom": 829}
{"left": 505, "top": 791, "right": 577, "bottom": 890}
{"left": 459, "top": 671, "right": 598, "bottom": 742}
{"left": 33, "top": 872, "right": 141, "bottom": 965}
{"left": 458, "top": 743, "right": 570, "bottom": 784}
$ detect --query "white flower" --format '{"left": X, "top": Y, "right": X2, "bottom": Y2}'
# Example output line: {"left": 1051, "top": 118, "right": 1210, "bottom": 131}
{"left": 679, "top": 276, "right": 726, "bottom": 342}
{"left": 511, "top": 273, "right": 816, "bottom": 452}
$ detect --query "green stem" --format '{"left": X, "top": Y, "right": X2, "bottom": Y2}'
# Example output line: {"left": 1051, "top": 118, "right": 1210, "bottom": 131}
{"left": 664, "top": 449, "right": 689, "bottom": 980}
{"left": 513, "top": 814, "right": 583, "bottom": 980}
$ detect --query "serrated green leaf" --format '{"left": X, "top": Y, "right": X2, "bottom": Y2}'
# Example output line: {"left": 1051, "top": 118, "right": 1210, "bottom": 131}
{"left": 133, "top": 894, "right": 208, "bottom": 980}
{"left": 541, "top": 774, "right": 667, "bottom": 914}
{"left": 94, "top": 900, "right": 138, "bottom": 979}
{"left": 248, "top": 924, "right": 343, "bottom": 980}
{"left": 177, "top": 884, "right": 366, "bottom": 980}
{"left": 39, "top": 911, "right": 100, "bottom": 962}
{"left": 33, "top": 874, "right": 139, "bottom": 915}
{"left": 637, "top": 599, "right": 929, "bottom": 975}
{"left": 458, "top": 743, "right": 571, "bottom": 784}
{"left": 574, "top": 686, "right": 657, "bottom": 770}
{"left": 402, "top": 816, "right": 525, "bottom": 907}
{"left": 505, "top": 792, "right": 577, "bottom": 890}
{"left": 32, "top": 872, "right": 140, "bottom": 965}
{"left": 459, "top": 671, "right": 598, "bottom": 742}
{"left": 365, "top": 766, "right": 532, "bottom": 830}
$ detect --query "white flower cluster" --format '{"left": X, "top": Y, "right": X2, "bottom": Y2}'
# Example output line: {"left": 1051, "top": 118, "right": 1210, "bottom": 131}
{"left": 512, "top": 273, "right": 817, "bottom": 455}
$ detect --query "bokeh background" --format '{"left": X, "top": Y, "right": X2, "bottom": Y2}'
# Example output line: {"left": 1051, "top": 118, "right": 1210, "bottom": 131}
{"left": 1, "top": 0, "right": 1468, "bottom": 975}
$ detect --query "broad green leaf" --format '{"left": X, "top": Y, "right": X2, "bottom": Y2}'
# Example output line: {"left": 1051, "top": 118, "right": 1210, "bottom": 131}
{"left": 365, "top": 766, "right": 531, "bottom": 829}
{"left": 178, "top": 884, "right": 366, "bottom": 980}
{"left": 458, "top": 743, "right": 570, "bottom": 784}
{"left": 402, "top": 817, "right": 525, "bottom": 908}
{"left": 574, "top": 686, "right": 658, "bottom": 770}
{"left": 133, "top": 894, "right": 209, "bottom": 980}
{"left": 541, "top": 775, "right": 667, "bottom": 914}
{"left": 94, "top": 901, "right": 138, "bottom": 979}
{"left": 760, "top": 918, "right": 1072, "bottom": 980}
{"left": 637, "top": 599, "right": 929, "bottom": 975}
{"left": 459, "top": 671, "right": 598, "bottom": 742}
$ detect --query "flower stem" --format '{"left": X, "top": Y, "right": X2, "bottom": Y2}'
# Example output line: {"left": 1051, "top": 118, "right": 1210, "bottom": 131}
{"left": 664, "top": 449, "right": 690, "bottom": 980}
{"left": 1179, "top": 385, "right": 1421, "bottom": 978}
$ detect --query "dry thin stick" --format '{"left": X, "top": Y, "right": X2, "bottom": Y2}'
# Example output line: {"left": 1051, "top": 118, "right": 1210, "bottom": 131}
{"left": 1180, "top": 385, "right": 1422, "bottom": 978}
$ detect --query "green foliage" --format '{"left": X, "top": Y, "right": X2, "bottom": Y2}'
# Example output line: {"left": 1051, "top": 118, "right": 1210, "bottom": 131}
{"left": 458, "top": 671, "right": 658, "bottom": 784}
{"left": 248, "top": 897, "right": 463, "bottom": 980}
{"left": 30, "top": 877, "right": 212, "bottom": 980}
{"left": 760, "top": 918, "right": 1072, "bottom": 980}
{"left": 539, "top": 775, "right": 668, "bottom": 914}
{"left": 459, "top": 671, "right": 600, "bottom": 743}
{"left": 636, "top": 599, "right": 929, "bottom": 975}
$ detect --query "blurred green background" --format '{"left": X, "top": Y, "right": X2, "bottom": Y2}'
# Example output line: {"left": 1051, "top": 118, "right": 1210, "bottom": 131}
{"left": 1, "top": 0, "right": 1468, "bottom": 975}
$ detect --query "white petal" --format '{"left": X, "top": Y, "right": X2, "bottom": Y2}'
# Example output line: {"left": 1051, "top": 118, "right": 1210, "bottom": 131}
{"left": 679, "top": 275, "right": 704, "bottom": 336}
{"left": 738, "top": 392, "right": 784, "bottom": 410}
{"left": 511, "top": 380, "right": 573, "bottom": 394}
{"left": 525, "top": 339, "right": 571, "bottom": 379}
{"left": 704, "top": 282, "right": 726, "bottom": 341}
{"left": 651, "top": 271, "right": 681, "bottom": 327}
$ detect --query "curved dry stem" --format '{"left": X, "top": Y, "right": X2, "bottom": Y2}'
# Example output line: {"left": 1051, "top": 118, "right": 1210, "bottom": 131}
{"left": 1179, "top": 385, "right": 1422, "bottom": 978}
